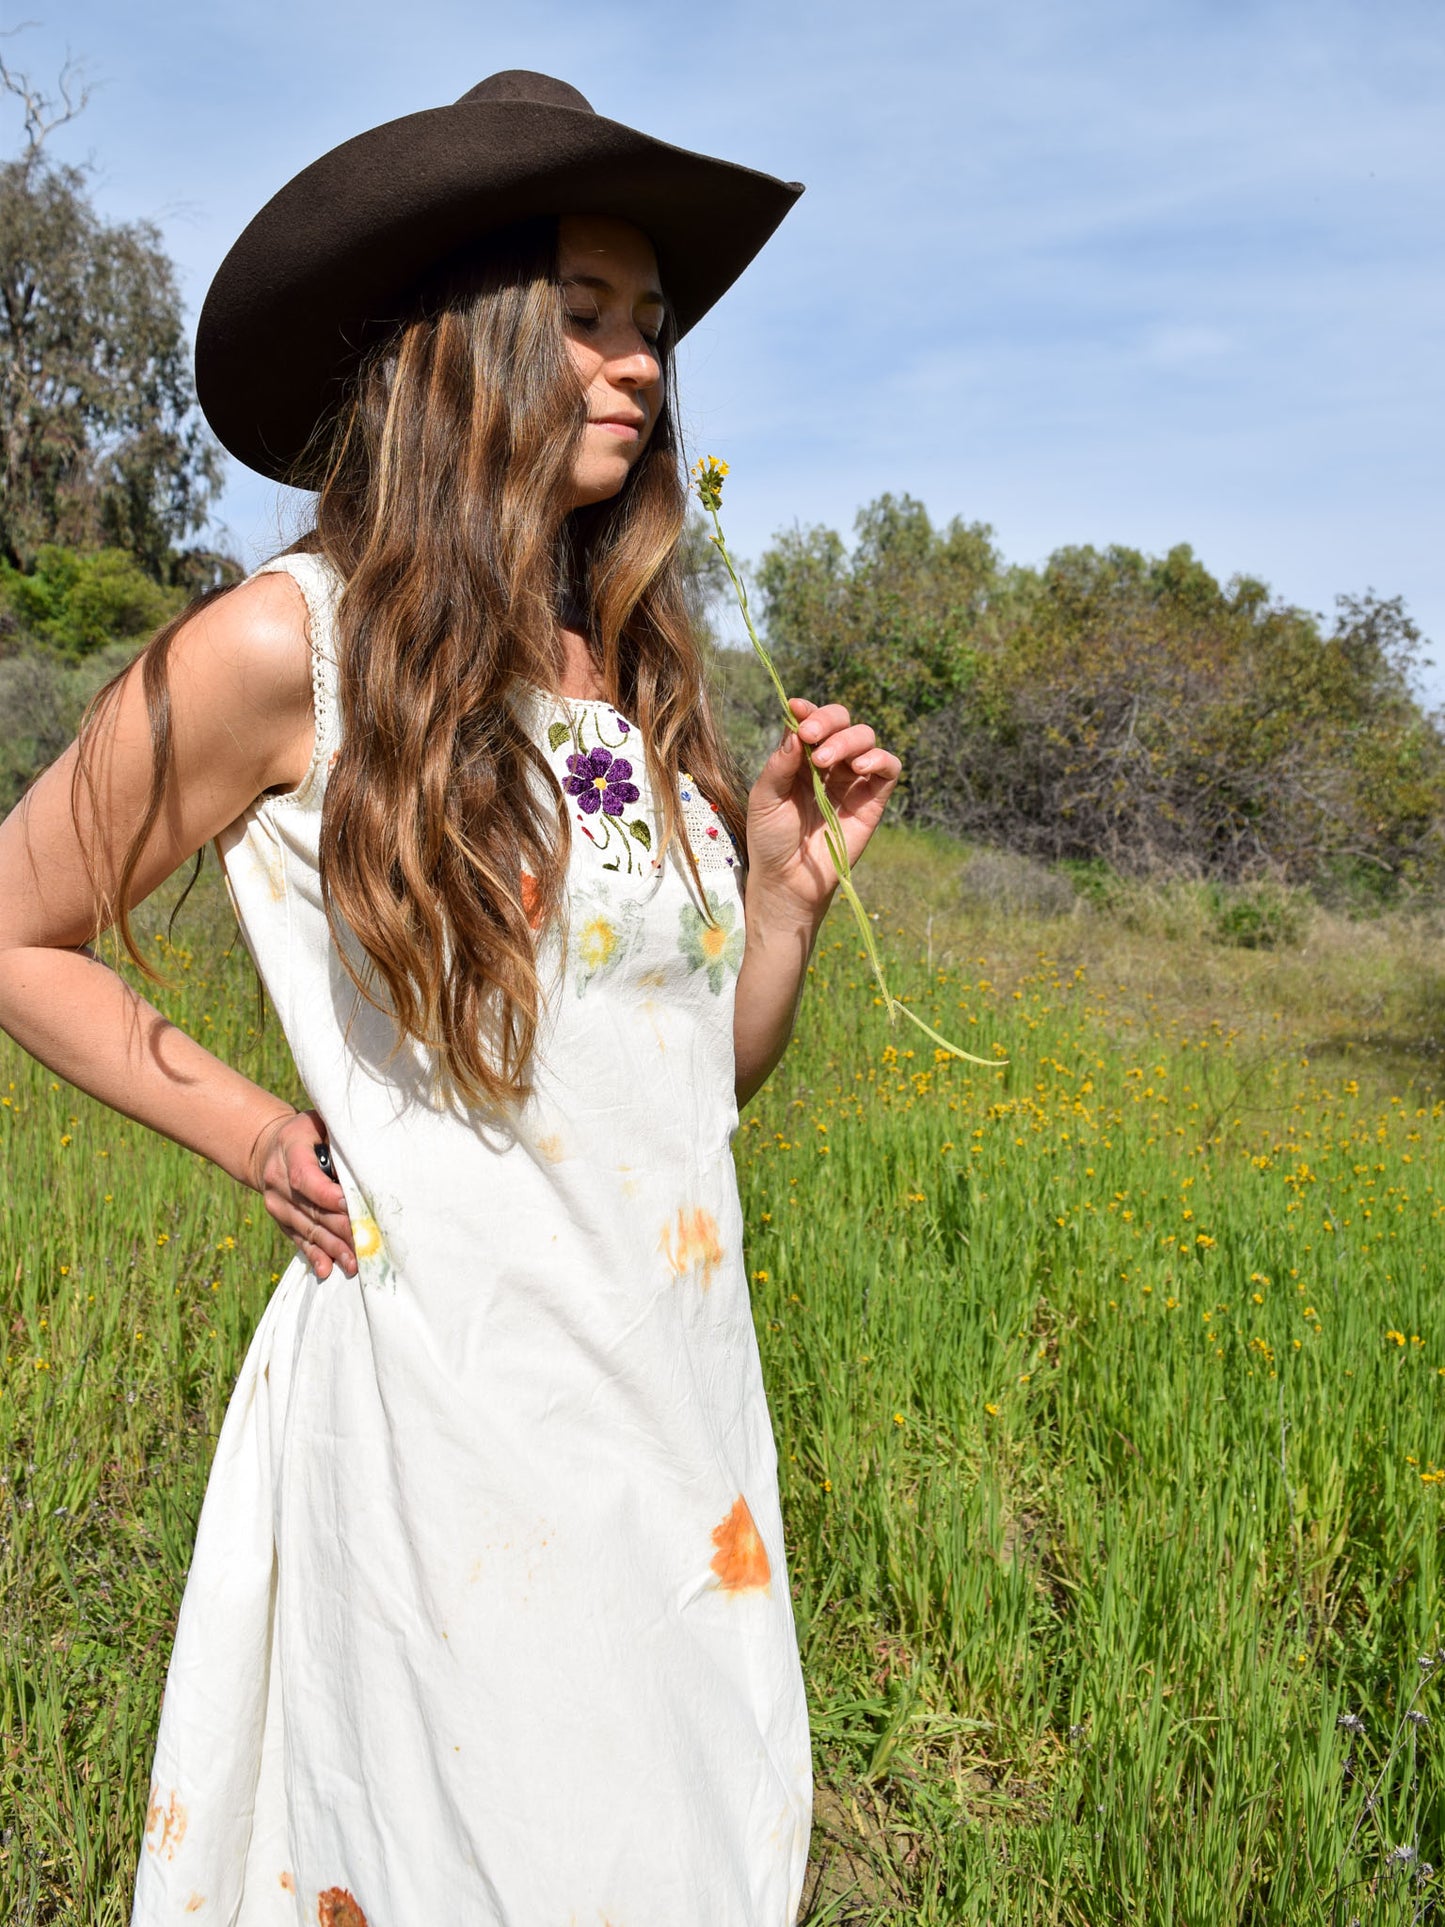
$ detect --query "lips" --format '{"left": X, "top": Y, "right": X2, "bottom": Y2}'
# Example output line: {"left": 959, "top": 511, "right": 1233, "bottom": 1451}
{"left": 589, "top": 413, "right": 645, "bottom": 438}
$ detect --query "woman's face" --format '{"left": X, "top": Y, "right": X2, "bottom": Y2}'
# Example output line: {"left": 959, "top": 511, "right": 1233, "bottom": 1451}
{"left": 557, "top": 214, "right": 666, "bottom": 510}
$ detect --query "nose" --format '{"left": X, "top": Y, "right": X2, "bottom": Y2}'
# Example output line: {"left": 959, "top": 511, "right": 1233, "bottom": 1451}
{"left": 609, "top": 335, "right": 661, "bottom": 391}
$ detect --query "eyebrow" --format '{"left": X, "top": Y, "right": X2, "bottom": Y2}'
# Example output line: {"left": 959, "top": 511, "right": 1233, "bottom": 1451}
{"left": 561, "top": 272, "right": 667, "bottom": 312}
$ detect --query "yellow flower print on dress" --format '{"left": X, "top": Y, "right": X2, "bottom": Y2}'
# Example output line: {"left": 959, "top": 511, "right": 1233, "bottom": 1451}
{"left": 570, "top": 885, "right": 643, "bottom": 996}
{"left": 246, "top": 828, "right": 287, "bottom": 902}
{"left": 577, "top": 913, "right": 618, "bottom": 972}
{"left": 350, "top": 1198, "right": 400, "bottom": 1289}
{"left": 678, "top": 892, "right": 744, "bottom": 994}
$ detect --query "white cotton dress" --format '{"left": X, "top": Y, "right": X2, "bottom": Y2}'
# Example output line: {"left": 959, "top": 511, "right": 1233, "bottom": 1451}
{"left": 131, "top": 551, "right": 812, "bottom": 1927}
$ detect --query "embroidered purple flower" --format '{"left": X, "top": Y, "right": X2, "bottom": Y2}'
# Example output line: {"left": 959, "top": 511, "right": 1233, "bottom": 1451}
{"left": 564, "top": 745, "right": 640, "bottom": 817}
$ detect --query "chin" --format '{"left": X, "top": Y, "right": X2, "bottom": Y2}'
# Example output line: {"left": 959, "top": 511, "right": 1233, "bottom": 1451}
{"left": 569, "top": 463, "right": 634, "bottom": 509}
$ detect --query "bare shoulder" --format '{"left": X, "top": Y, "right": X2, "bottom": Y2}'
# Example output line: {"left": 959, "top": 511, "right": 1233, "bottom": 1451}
{"left": 172, "top": 571, "right": 314, "bottom": 719}
{"left": 168, "top": 569, "right": 318, "bottom": 796}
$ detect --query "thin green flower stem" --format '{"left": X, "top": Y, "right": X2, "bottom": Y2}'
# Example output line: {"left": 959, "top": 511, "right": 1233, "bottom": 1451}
{"left": 703, "top": 505, "right": 998, "bottom": 1067}
{"left": 1330, "top": 1657, "right": 1439, "bottom": 1888}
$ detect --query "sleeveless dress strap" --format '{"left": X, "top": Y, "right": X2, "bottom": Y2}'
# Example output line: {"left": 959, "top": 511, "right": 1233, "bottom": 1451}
{"left": 249, "top": 551, "right": 344, "bottom": 811}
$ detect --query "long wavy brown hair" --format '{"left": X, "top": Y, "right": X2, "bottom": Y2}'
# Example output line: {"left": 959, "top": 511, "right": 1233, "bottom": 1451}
{"left": 76, "top": 216, "right": 748, "bottom": 1109}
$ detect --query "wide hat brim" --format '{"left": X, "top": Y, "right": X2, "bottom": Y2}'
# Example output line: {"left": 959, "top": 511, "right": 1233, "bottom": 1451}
{"left": 196, "top": 73, "right": 804, "bottom": 483}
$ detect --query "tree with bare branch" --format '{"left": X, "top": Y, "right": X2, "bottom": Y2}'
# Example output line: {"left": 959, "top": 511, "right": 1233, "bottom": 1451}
{"left": 0, "top": 40, "right": 220, "bottom": 578}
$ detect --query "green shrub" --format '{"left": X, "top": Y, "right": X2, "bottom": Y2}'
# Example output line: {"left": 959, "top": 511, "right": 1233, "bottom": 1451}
{"left": 1056, "top": 856, "right": 1116, "bottom": 907}
{"left": 1206, "top": 878, "right": 1312, "bottom": 950}
{"left": 0, "top": 546, "right": 183, "bottom": 658}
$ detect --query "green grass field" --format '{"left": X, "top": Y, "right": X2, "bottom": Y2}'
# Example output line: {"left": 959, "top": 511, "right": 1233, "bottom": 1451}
{"left": 3, "top": 826, "right": 1445, "bottom": 1923}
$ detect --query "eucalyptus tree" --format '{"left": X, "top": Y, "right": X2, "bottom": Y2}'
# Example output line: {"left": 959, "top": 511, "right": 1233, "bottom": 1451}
{"left": 0, "top": 49, "right": 220, "bottom": 578}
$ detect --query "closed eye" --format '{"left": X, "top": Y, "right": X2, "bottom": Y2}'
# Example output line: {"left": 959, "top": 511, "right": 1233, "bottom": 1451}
{"left": 567, "top": 315, "right": 664, "bottom": 357}
{"left": 563, "top": 274, "right": 666, "bottom": 349}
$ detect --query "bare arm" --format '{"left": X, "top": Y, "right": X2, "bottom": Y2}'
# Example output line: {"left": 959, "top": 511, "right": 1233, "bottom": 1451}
{"left": 733, "top": 699, "right": 901, "bottom": 1108}
{"left": 0, "top": 571, "right": 358, "bottom": 1279}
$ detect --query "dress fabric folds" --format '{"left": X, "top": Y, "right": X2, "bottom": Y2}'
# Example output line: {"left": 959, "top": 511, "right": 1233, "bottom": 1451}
{"left": 131, "top": 551, "right": 812, "bottom": 1927}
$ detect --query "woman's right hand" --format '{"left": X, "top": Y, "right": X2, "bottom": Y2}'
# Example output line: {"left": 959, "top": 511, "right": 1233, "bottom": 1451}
{"left": 250, "top": 1107, "right": 358, "bottom": 1280}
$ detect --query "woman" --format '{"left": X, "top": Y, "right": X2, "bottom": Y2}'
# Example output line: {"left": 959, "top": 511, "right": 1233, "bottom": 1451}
{"left": 0, "top": 73, "right": 900, "bottom": 1926}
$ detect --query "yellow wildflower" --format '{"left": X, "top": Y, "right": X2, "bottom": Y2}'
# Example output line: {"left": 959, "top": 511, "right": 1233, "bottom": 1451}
{"left": 690, "top": 455, "right": 729, "bottom": 510}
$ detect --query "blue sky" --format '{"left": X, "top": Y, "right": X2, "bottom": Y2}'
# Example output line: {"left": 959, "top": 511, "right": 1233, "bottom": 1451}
{"left": 7, "top": 0, "right": 1445, "bottom": 697}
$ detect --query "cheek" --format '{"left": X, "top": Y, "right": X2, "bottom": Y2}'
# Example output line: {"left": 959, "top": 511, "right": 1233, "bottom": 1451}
{"left": 641, "top": 375, "right": 666, "bottom": 442}
{"left": 564, "top": 337, "right": 600, "bottom": 393}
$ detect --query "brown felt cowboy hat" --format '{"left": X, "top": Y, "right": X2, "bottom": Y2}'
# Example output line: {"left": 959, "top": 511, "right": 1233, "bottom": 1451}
{"left": 196, "top": 70, "right": 804, "bottom": 483}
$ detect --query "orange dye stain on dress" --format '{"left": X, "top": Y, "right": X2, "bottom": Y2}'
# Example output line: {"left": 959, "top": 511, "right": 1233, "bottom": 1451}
{"left": 520, "top": 870, "right": 544, "bottom": 930}
{"left": 658, "top": 1206, "right": 723, "bottom": 1289}
{"left": 279, "top": 1871, "right": 297, "bottom": 1894}
{"left": 710, "top": 1496, "right": 771, "bottom": 1593}
{"left": 143, "top": 1784, "right": 187, "bottom": 1861}
{"left": 317, "top": 1890, "right": 369, "bottom": 1927}
{"left": 184, "top": 1896, "right": 204, "bottom": 1914}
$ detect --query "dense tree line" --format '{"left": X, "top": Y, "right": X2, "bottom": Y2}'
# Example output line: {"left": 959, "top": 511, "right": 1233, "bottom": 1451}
{"left": 752, "top": 496, "right": 1445, "bottom": 905}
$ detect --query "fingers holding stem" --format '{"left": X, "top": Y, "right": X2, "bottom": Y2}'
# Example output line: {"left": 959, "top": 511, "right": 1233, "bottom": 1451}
{"left": 705, "top": 506, "right": 1000, "bottom": 1067}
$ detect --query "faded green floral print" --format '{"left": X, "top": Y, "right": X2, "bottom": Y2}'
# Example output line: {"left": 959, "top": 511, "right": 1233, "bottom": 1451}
{"left": 678, "top": 892, "right": 745, "bottom": 994}
{"left": 570, "top": 886, "right": 644, "bottom": 997}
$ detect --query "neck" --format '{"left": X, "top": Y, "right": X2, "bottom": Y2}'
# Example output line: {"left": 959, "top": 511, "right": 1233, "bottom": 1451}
{"left": 557, "top": 622, "right": 605, "bottom": 701}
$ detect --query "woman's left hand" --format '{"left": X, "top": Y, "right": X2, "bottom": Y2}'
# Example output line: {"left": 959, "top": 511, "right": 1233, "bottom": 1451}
{"left": 745, "top": 698, "right": 901, "bottom": 923}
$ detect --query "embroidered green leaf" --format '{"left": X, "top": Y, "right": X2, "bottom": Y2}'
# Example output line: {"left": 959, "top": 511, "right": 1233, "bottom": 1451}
{"left": 627, "top": 819, "right": 652, "bottom": 851}
{"left": 547, "top": 720, "right": 573, "bottom": 751}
